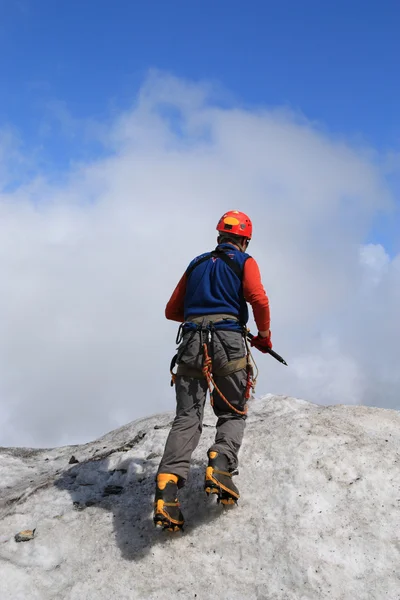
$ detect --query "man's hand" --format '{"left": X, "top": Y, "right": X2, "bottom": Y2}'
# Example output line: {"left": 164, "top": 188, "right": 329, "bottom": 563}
{"left": 250, "top": 331, "right": 272, "bottom": 353}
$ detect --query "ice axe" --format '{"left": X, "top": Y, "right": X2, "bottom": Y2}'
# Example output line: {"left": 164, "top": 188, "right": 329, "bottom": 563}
{"left": 246, "top": 332, "right": 288, "bottom": 366}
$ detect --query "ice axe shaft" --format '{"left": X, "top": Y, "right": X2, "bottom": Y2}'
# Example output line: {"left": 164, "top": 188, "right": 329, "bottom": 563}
{"left": 246, "top": 332, "right": 288, "bottom": 366}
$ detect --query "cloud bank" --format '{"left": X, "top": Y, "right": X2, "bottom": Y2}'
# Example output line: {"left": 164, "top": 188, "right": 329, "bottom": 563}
{"left": 0, "top": 73, "right": 399, "bottom": 447}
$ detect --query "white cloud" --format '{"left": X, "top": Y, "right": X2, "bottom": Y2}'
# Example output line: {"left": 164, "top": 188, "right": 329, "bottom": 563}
{"left": 359, "top": 243, "right": 390, "bottom": 284}
{"left": 0, "top": 72, "right": 399, "bottom": 447}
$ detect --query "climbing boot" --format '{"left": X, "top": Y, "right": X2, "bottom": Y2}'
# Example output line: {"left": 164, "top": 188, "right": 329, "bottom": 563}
{"left": 153, "top": 473, "right": 184, "bottom": 532}
{"left": 204, "top": 451, "right": 239, "bottom": 505}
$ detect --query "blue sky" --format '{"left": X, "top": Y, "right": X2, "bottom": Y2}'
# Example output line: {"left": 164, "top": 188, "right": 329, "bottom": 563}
{"left": 2, "top": 0, "right": 400, "bottom": 141}
{"left": 1, "top": 0, "right": 399, "bottom": 246}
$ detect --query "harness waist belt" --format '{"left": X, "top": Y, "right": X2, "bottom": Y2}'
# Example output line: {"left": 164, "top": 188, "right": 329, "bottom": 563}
{"left": 186, "top": 313, "right": 239, "bottom": 325}
{"left": 176, "top": 356, "right": 247, "bottom": 379}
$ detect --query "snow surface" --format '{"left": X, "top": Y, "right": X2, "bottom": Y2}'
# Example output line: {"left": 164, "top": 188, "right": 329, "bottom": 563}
{"left": 0, "top": 395, "right": 399, "bottom": 600}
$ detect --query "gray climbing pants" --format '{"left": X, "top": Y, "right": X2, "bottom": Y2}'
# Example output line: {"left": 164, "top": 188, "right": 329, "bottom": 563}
{"left": 157, "top": 318, "right": 249, "bottom": 483}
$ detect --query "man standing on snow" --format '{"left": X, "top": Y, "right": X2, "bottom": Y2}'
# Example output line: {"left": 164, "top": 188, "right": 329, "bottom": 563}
{"left": 154, "top": 210, "right": 272, "bottom": 531}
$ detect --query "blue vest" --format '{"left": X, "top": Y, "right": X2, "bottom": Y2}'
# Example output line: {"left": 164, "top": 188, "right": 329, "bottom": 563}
{"left": 184, "top": 244, "right": 250, "bottom": 324}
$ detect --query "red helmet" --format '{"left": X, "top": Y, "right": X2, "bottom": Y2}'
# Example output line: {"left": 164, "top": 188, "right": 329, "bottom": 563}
{"left": 216, "top": 210, "right": 252, "bottom": 239}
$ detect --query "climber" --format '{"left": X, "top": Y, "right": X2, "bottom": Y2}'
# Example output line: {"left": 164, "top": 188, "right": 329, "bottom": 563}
{"left": 153, "top": 210, "right": 272, "bottom": 531}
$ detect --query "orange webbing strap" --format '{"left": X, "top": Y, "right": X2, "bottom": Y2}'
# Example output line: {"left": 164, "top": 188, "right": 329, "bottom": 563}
{"left": 201, "top": 343, "right": 249, "bottom": 416}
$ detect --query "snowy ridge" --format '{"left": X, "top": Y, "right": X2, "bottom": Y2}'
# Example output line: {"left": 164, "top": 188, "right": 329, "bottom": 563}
{"left": 0, "top": 395, "right": 399, "bottom": 600}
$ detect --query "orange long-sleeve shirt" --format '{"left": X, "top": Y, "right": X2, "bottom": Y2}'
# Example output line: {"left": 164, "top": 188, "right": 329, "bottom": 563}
{"left": 165, "top": 256, "right": 270, "bottom": 332}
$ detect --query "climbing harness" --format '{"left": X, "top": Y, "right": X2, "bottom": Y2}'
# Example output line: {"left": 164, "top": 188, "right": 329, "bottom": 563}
{"left": 169, "top": 321, "right": 258, "bottom": 417}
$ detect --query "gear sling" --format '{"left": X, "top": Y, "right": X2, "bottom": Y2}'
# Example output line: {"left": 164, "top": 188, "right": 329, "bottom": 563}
{"left": 169, "top": 247, "right": 257, "bottom": 416}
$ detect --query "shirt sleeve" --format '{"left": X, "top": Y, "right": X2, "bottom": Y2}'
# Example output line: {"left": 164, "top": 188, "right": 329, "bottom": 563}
{"left": 242, "top": 257, "right": 271, "bottom": 332}
{"left": 165, "top": 272, "right": 187, "bottom": 322}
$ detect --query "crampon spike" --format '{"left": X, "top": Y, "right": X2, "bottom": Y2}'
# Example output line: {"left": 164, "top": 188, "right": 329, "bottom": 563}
{"left": 220, "top": 496, "right": 237, "bottom": 506}
{"left": 154, "top": 516, "right": 184, "bottom": 532}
